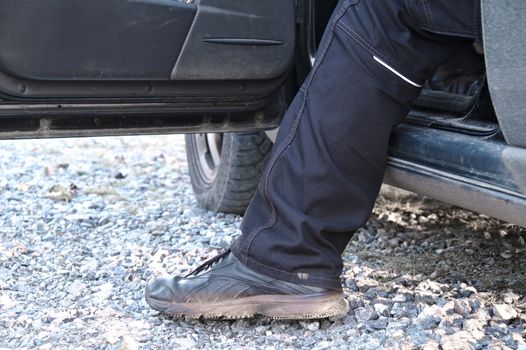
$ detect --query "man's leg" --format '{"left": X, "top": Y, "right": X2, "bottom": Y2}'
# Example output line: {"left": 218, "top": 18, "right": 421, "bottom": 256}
{"left": 232, "top": 0, "right": 481, "bottom": 290}
{"left": 146, "top": 0, "right": 481, "bottom": 318}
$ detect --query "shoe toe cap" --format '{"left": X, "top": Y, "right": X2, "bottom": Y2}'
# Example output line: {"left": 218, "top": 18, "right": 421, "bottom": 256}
{"left": 146, "top": 276, "right": 179, "bottom": 304}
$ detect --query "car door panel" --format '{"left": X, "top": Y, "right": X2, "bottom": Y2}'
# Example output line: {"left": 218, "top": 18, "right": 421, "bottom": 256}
{"left": 0, "top": 0, "right": 295, "bottom": 99}
{"left": 171, "top": 0, "right": 294, "bottom": 81}
{"left": 0, "top": 0, "right": 196, "bottom": 81}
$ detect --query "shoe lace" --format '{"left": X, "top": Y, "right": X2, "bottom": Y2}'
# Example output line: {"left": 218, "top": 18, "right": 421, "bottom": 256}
{"left": 184, "top": 249, "right": 231, "bottom": 278}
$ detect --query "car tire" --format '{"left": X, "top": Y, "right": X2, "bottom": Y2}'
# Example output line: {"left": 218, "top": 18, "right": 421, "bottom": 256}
{"left": 185, "top": 132, "right": 272, "bottom": 215}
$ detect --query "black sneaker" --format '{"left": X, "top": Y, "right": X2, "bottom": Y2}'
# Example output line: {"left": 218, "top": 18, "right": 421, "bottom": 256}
{"left": 145, "top": 249, "right": 348, "bottom": 319}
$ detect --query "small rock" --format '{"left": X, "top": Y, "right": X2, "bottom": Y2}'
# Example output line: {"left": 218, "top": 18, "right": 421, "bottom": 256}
{"left": 68, "top": 280, "right": 87, "bottom": 298}
{"left": 347, "top": 295, "right": 365, "bottom": 310}
{"left": 440, "top": 332, "right": 476, "bottom": 350}
{"left": 373, "top": 303, "right": 390, "bottom": 317}
{"left": 0, "top": 294, "right": 16, "bottom": 309}
{"left": 300, "top": 321, "right": 320, "bottom": 331}
{"left": 472, "top": 308, "right": 490, "bottom": 321}
{"left": 93, "top": 283, "right": 113, "bottom": 304}
{"left": 387, "top": 318, "right": 410, "bottom": 330}
{"left": 173, "top": 337, "right": 196, "bottom": 349}
{"left": 386, "top": 328, "right": 406, "bottom": 340}
{"left": 501, "top": 291, "right": 521, "bottom": 304}
{"left": 356, "top": 278, "right": 379, "bottom": 292}
{"left": 345, "top": 278, "right": 359, "bottom": 292}
{"left": 398, "top": 340, "right": 413, "bottom": 350}
{"left": 313, "top": 340, "right": 331, "bottom": 350}
{"left": 462, "top": 319, "right": 485, "bottom": 332}
{"left": 46, "top": 184, "right": 78, "bottom": 202}
{"left": 459, "top": 286, "right": 477, "bottom": 298}
{"left": 415, "top": 290, "right": 440, "bottom": 305}
{"left": 493, "top": 304, "right": 518, "bottom": 321}
{"left": 428, "top": 213, "right": 438, "bottom": 220}
{"left": 390, "top": 303, "right": 418, "bottom": 318}
{"left": 487, "top": 324, "right": 510, "bottom": 337}
{"left": 366, "top": 318, "right": 388, "bottom": 331}
{"left": 357, "top": 230, "right": 370, "bottom": 243}
{"left": 420, "top": 280, "right": 446, "bottom": 294}
{"left": 255, "top": 326, "right": 267, "bottom": 335}
{"left": 354, "top": 306, "right": 378, "bottom": 322}
{"left": 512, "top": 333, "right": 526, "bottom": 349}
{"left": 114, "top": 172, "right": 127, "bottom": 179}
{"left": 421, "top": 341, "right": 440, "bottom": 350}
{"left": 392, "top": 294, "right": 406, "bottom": 303}
{"left": 117, "top": 336, "right": 139, "bottom": 350}
{"left": 453, "top": 299, "right": 472, "bottom": 316}
{"left": 415, "top": 315, "right": 441, "bottom": 330}
{"left": 388, "top": 238, "right": 400, "bottom": 247}
{"left": 346, "top": 328, "right": 362, "bottom": 338}
{"left": 79, "top": 259, "right": 99, "bottom": 275}
{"left": 414, "top": 305, "right": 444, "bottom": 330}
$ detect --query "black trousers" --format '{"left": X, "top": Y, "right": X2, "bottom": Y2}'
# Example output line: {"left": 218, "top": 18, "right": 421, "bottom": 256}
{"left": 232, "top": 0, "right": 482, "bottom": 291}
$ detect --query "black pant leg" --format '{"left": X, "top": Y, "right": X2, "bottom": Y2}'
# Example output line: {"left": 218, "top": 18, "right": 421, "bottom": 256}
{"left": 231, "top": 0, "right": 481, "bottom": 290}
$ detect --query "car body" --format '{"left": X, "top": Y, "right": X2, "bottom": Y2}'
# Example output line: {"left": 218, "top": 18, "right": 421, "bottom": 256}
{"left": 0, "top": 0, "right": 524, "bottom": 227}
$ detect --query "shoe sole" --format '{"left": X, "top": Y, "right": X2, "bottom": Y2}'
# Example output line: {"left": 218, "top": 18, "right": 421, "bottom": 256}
{"left": 145, "top": 291, "right": 349, "bottom": 320}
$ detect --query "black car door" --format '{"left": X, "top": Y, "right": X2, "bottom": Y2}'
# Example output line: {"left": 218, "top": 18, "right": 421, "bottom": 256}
{"left": 0, "top": 0, "right": 295, "bottom": 137}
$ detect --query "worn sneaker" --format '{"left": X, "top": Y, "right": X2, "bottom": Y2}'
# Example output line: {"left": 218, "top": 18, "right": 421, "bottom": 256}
{"left": 145, "top": 249, "right": 348, "bottom": 319}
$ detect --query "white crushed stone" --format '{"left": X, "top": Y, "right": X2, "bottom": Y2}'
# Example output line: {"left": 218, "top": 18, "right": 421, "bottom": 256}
{"left": 0, "top": 135, "right": 524, "bottom": 349}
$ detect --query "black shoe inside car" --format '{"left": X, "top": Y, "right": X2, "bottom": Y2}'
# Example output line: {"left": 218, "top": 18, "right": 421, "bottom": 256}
{"left": 145, "top": 249, "right": 349, "bottom": 320}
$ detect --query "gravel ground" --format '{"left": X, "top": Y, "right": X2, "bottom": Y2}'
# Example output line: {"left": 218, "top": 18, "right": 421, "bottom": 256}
{"left": 0, "top": 135, "right": 525, "bottom": 350}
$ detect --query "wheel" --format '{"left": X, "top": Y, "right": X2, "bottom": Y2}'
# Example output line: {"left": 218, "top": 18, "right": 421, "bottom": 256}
{"left": 185, "top": 132, "right": 272, "bottom": 215}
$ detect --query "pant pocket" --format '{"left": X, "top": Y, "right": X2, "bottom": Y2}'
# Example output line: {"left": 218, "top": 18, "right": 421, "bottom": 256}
{"left": 404, "top": 0, "right": 479, "bottom": 39}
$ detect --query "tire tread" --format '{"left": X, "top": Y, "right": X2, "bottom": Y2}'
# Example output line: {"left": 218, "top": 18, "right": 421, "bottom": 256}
{"left": 185, "top": 132, "right": 272, "bottom": 215}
